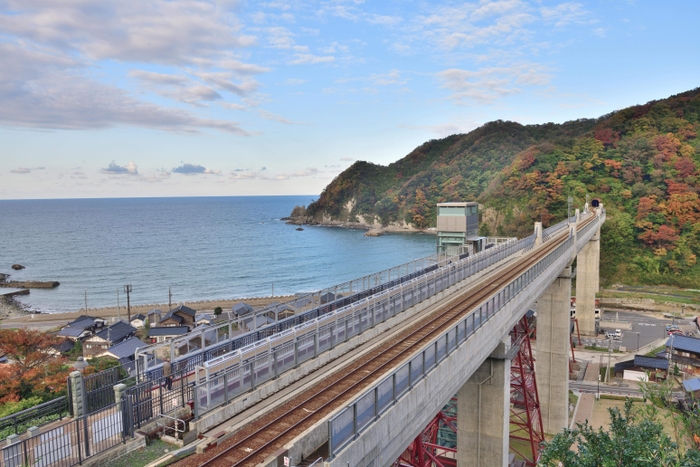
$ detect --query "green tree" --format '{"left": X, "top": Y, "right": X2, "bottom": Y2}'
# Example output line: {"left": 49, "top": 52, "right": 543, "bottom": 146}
{"left": 538, "top": 399, "right": 700, "bottom": 467}
{"left": 214, "top": 306, "right": 223, "bottom": 317}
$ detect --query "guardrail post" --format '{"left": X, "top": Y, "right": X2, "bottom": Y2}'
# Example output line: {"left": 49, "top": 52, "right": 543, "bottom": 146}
{"left": 69, "top": 371, "right": 85, "bottom": 418}
{"left": 328, "top": 420, "right": 333, "bottom": 457}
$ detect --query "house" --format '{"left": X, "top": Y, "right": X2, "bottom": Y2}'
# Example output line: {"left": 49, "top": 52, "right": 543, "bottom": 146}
{"left": 264, "top": 302, "right": 295, "bottom": 321}
{"left": 82, "top": 321, "right": 137, "bottom": 358}
{"left": 232, "top": 302, "right": 255, "bottom": 317}
{"left": 146, "top": 309, "right": 162, "bottom": 325}
{"left": 100, "top": 336, "right": 147, "bottom": 365}
{"left": 666, "top": 335, "right": 700, "bottom": 373}
{"left": 48, "top": 338, "right": 76, "bottom": 357}
{"left": 683, "top": 377, "right": 700, "bottom": 398}
{"left": 240, "top": 313, "right": 276, "bottom": 332}
{"left": 148, "top": 326, "right": 189, "bottom": 343}
{"left": 159, "top": 305, "right": 197, "bottom": 329}
{"left": 130, "top": 313, "right": 147, "bottom": 329}
{"left": 56, "top": 315, "right": 106, "bottom": 341}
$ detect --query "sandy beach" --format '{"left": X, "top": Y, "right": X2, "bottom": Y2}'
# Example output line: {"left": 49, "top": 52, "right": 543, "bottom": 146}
{"left": 0, "top": 295, "right": 293, "bottom": 330}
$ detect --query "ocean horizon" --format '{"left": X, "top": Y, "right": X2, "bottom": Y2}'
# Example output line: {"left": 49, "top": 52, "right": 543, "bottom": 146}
{"left": 0, "top": 196, "right": 436, "bottom": 313}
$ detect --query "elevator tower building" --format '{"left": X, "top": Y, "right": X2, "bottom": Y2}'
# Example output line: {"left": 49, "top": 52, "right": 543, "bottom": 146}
{"left": 436, "top": 202, "right": 482, "bottom": 254}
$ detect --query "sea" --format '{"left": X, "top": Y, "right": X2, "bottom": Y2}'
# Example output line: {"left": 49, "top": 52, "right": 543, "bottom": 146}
{"left": 0, "top": 196, "right": 436, "bottom": 313}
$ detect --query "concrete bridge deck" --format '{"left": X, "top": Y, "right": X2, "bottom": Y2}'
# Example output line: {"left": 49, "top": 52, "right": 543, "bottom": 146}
{"left": 172, "top": 207, "right": 605, "bottom": 467}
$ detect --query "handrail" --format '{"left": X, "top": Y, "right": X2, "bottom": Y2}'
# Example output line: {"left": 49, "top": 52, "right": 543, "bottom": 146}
{"left": 156, "top": 413, "right": 186, "bottom": 435}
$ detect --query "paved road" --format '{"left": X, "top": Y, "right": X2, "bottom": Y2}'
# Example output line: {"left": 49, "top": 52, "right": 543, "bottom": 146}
{"left": 579, "top": 310, "right": 695, "bottom": 352}
{"left": 570, "top": 381, "right": 685, "bottom": 400}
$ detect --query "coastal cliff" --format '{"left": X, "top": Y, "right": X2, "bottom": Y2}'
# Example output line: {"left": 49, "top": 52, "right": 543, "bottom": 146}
{"left": 293, "top": 87, "right": 700, "bottom": 287}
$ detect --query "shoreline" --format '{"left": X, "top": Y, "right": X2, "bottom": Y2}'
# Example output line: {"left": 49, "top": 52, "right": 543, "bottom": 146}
{"left": 283, "top": 216, "right": 437, "bottom": 235}
{"left": 0, "top": 295, "right": 293, "bottom": 329}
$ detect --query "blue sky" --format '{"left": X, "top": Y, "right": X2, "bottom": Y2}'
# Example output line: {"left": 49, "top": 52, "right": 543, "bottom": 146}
{"left": 1, "top": 0, "right": 698, "bottom": 199}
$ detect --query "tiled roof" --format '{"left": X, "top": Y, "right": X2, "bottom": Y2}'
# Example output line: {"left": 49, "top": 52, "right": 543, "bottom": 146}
{"left": 613, "top": 359, "right": 634, "bottom": 372}
{"left": 66, "top": 316, "right": 98, "bottom": 330}
{"left": 95, "top": 321, "right": 136, "bottom": 343}
{"left": 52, "top": 339, "right": 75, "bottom": 354}
{"left": 634, "top": 355, "right": 669, "bottom": 370}
{"left": 159, "top": 312, "right": 183, "bottom": 324}
{"left": 57, "top": 327, "right": 86, "bottom": 338}
{"left": 683, "top": 377, "right": 700, "bottom": 392}
{"left": 666, "top": 335, "right": 700, "bottom": 354}
{"left": 170, "top": 305, "right": 196, "bottom": 316}
{"left": 104, "top": 337, "right": 147, "bottom": 359}
{"left": 232, "top": 302, "right": 254, "bottom": 315}
{"left": 148, "top": 326, "right": 189, "bottom": 337}
{"left": 131, "top": 314, "right": 146, "bottom": 321}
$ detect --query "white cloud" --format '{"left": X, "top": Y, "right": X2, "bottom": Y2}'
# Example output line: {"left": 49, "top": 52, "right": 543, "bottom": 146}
{"left": 101, "top": 161, "right": 139, "bottom": 175}
{"left": 11, "top": 168, "right": 32, "bottom": 174}
{"left": 0, "top": 1, "right": 264, "bottom": 133}
{"left": 289, "top": 54, "right": 335, "bottom": 65}
{"left": 541, "top": 2, "right": 590, "bottom": 28}
{"left": 222, "top": 102, "right": 247, "bottom": 110}
{"left": 437, "top": 64, "right": 552, "bottom": 104}
{"left": 258, "top": 110, "right": 296, "bottom": 124}
{"left": 285, "top": 78, "right": 308, "bottom": 85}
{"left": 173, "top": 163, "right": 221, "bottom": 175}
{"left": 0, "top": 0, "right": 256, "bottom": 66}
{"left": 129, "top": 70, "right": 190, "bottom": 86}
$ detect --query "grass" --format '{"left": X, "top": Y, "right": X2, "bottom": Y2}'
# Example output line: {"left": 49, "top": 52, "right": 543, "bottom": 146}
{"left": 584, "top": 345, "right": 622, "bottom": 353}
{"left": 645, "top": 345, "right": 667, "bottom": 357}
{"left": 599, "top": 287, "right": 700, "bottom": 307}
{"left": 101, "top": 439, "right": 172, "bottom": 467}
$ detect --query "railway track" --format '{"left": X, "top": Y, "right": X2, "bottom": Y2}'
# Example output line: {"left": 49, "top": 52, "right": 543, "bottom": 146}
{"left": 177, "top": 216, "right": 594, "bottom": 467}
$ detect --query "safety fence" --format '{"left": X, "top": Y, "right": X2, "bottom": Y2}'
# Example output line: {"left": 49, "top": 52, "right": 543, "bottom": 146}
{"left": 127, "top": 368, "right": 194, "bottom": 428}
{"left": 83, "top": 365, "right": 137, "bottom": 415}
{"left": 0, "top": 400, "right": 131, "bottom": 467}
{"left": 327, "top": 223, "right": 587, "bottom": 456}
{"left": 135, "top": 236, "right": 522, "bottom": 378}
{"left": 0, "top": 397, "right": 69, "bottom": 441}
{"left": 192, "top": 233, "right": 539, "bottom": 418}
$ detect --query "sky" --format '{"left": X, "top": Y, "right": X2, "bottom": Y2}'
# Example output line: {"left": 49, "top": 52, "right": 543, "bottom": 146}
{"left": 1, "top": 0, "right": 699, "bottom": 200}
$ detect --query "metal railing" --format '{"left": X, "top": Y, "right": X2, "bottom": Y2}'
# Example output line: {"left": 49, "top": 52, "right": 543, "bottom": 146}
{"left": 84, "top": 365, "right": 137, "bottom": 414}
{"left": 0, "top": 399, "right": 130, "bottom": 467}
{"left": 192, "top": 235, "right": 534, "bottom": 418}
{"left": 328, "top": 213, "right": 604, "bottom": 456}
{"left": 127, "top": 368, "right": 194, "bottom": 428}
{"left": 0, "top": 397, "right": 69, "bottom": 440}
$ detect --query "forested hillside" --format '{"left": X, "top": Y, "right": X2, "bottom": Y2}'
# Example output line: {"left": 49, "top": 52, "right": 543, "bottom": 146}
{"left": 303, "top": 88, "right": 700, "bottom": 287}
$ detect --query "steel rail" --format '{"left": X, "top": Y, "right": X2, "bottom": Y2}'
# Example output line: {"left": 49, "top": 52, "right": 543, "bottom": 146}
{"left": 192, "top": 217, "right": 594, "bottom": 467}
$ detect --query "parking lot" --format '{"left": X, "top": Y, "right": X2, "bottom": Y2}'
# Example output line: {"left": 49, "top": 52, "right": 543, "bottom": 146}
{"left": 577, "top": 310, "right": 696, "bottom": 352}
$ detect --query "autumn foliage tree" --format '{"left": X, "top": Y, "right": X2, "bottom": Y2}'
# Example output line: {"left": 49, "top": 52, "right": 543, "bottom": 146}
{"left": 0, "top": 329, "right": 71, "bottom": 403}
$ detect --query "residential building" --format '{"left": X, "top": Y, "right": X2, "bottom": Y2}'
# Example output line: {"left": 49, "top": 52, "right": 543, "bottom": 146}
{"left": 82, "top": 321, "right": 137, "bottom": 358}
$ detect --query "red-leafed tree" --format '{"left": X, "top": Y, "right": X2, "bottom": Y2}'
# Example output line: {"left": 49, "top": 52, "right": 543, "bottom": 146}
{"left": 0, "top": 329, "right": 70, "bottom": 403}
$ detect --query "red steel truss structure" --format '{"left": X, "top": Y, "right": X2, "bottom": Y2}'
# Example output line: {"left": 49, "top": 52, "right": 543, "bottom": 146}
{"left": 394, "top": 316, "right": 544, "bottom": 467}
{"left": 509, "top": 316, "right": 545, "bottom": 466}
{"left": 393, "top": 400, "right": 457, "bottom": 467}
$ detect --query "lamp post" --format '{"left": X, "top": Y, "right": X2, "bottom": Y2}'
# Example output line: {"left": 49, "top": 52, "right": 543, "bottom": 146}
{"left": 124, "top": 284, "right": 132, "bottom": 322}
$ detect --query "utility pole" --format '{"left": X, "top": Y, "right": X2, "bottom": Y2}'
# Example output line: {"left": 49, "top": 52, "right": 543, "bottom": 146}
{"left": 124, "top": 284, "right": 132, "bottom": 323}
{"left": 84, "top": 290, "right": 88, "bottom": 315}
{"left": 271, "top": 283, "right": 274, "bottom": 298}
{"left": 117, "top": 289, "right": 121, "bottom": 321}
{"left": 605, "top": 337, "right": 612, "bottom": 384}
{"left": 168, "top": 286, "right": 172, "bottom": 310}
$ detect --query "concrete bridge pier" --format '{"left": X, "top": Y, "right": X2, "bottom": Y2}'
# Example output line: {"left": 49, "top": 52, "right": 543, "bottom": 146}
{"left": 457, "top": 340, "right": 510, "bottom": 467}
{"left": 536, "top": 266, "right": 571, "bottom": 435}
{"left": 575, "top": 220, "right": 601, "bottom": 336}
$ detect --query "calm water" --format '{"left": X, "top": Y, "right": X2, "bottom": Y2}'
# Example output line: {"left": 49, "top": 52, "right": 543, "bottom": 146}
{"left": 0, "top": 196, "right": 436, "bottom": 312}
